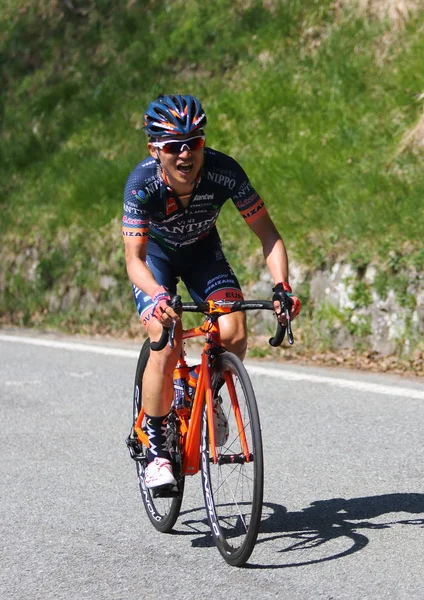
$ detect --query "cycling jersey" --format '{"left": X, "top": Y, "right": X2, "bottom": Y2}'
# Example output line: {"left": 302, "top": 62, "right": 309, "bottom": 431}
{"left": 122, "top": 147, "right": 268, "bottom": 250}
{"left": 122, "top": 147, "right": 269, "bottom": 324}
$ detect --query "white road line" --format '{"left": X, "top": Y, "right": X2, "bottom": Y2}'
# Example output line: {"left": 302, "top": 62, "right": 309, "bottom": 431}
{"left": 1, "top": 333, "right": 423, "bottom": 400}
{"left": 248, "top": 366, "right": 424, "bottom": 400}
{"left": 0, "top": 334, "right": 140, "bottom": 358}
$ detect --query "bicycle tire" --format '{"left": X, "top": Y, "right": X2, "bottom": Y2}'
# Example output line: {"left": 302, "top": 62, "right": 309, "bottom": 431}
{"left": 132, "top": 339, "right": 184, "bottom": 533}
{"left": 200, "top": 352, "right": 264, "bottom": 566}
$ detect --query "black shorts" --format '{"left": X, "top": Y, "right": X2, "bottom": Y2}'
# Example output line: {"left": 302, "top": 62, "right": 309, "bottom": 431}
{"left": 132, "top": 229, "right": 243, "bottom": 327}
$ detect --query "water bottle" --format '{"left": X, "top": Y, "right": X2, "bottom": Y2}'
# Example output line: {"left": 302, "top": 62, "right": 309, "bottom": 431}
{"left": 173, "top": 364, "right": 200, "bottom": 414}
{"left": 173, "top": 365, "right": 190, "bottom": 411}
{"left": 186, "top": 364, "right": 200, "bottom": 403}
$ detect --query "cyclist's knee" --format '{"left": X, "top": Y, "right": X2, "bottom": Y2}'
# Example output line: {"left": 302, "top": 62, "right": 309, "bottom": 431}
{"left": 219, "top": 313, "right": 247, "bottom": 360}
{"left": 226, "top": 336, "right": 247, "bottom": 360}
{"left": 145, "top": 317, "right": 163, "bottom": 341}
{"left": 145, "top": 319, "right": 182, "bottom": 375}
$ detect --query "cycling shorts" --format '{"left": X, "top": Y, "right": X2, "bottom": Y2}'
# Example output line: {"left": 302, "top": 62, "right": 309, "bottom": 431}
{"left": 132, "top": 229, "right": 243, "bottom": 328}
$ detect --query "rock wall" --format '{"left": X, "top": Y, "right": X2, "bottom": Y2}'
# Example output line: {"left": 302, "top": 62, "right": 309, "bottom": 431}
{"left": 1, "top": 223, "right": 422, "bottom": 354}
{"left": 250, "top": 257, "right": 423, "bottom": 354}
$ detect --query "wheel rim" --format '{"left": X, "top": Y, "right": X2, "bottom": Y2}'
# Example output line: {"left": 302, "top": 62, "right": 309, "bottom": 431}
{"left": 136, "top": 461, "right": 180, "bottom": 518}
{"left": 132, "top": 343, "right": 183, "bottom": 531}
{"left": 202, "top": 357, "right": 263, "bottom": 561}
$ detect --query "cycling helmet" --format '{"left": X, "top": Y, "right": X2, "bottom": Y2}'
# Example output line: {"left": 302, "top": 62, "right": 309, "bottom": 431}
{"left": 144, "top": 94, "right": 207, "bottom": 138}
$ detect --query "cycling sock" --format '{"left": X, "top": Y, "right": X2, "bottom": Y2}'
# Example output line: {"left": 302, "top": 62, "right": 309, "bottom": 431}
{"left": 145, "top": 413, "right": 170, "bottom": 463}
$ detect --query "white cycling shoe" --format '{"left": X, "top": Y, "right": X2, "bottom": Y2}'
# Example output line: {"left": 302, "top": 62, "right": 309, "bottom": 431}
{"left": 144, "top": 457, "right": 177, "bottom": 489}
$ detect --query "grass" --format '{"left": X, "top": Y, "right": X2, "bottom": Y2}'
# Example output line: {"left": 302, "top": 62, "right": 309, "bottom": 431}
{"left": 1, "top": 0, "right": 423, "bottom": 341}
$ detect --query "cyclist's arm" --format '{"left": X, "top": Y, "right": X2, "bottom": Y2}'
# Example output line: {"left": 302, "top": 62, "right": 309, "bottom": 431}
{"left": 122, "top": 182, "right": 163, "bottom": 298}
{"left": 247, "top": 212, "right": 302, "bottom": 322}
{"left": 124, "top": 240, "right": 180, "bottom": 325}
{"left": 123, "top": 239, "right": 160, "bottom": 298}
{"left": 228, "top": 158, "right": 289, "bottom": 284}
{"left": 246, "top": 212, "right": 289, "bottom": 286}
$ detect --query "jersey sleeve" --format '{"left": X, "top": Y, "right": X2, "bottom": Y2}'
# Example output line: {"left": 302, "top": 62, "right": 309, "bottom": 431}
{"left": 230, "top": 160, "right": 268, "bottom": 225}
{"left": 122, "top": 176, "right": 149, "bottom": 244}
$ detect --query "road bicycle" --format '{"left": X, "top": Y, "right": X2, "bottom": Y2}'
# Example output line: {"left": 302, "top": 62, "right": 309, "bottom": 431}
{"left": 126, "top": 293, "right": 293, "bottom": 567}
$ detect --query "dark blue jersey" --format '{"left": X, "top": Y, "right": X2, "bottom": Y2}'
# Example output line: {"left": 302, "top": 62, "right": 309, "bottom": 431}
{"left": 122, "top": 147, "right": 267, "bottom": 251}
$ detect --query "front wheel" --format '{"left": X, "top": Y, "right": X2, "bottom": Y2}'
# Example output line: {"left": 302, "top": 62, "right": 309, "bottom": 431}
{"left": 132, "top": 339, "right": 184, "bottom": 533}
{"left": 201, "top": 352, "right": 264, "bottom": 566}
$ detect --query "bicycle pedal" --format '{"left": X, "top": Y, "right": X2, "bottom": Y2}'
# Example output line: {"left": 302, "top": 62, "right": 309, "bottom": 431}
{"left": 152, "top": 484, "right": 179, "bottom": 498}
{"left": 125, "top": 433, "right": 144, "bottom": 461}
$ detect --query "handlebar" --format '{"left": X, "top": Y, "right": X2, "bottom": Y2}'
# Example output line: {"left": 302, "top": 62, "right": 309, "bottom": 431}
{"left": 150, "top": 296, "right": 294, "bottom": 351}
{"left": 150, "top": 328, "right": 171, "bottom": 351}
{"left": 150, "top": 295, "right": 181, "bottom": 351}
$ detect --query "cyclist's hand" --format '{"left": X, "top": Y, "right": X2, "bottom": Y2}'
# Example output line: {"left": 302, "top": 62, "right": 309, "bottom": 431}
{"left": 272, "top": 282, "right": 301, "bottom": 323}
{"left": 151, "top": 286, "right": 180, "bottom": 326}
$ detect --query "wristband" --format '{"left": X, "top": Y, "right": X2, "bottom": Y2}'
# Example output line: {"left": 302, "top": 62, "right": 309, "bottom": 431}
{"left": 273, "top": 282, "right": 301, "bottom": 319}
{"left": 151, "top": 285, "right": 169, "bottom": 302}
{"left": 151, "top": 286, "right": 171, "bottom": 320}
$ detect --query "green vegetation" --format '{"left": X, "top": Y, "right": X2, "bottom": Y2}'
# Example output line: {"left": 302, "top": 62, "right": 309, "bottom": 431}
{"left": 1, "top": 0, "right": 423, "bottom": 355}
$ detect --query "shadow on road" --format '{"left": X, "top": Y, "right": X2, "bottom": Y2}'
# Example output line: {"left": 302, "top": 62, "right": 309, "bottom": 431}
{"left": 249, "top": 492, "right": 424, "bottom": 568}
{"left": 177, "top": 493, "right": 424, "bottom": 567}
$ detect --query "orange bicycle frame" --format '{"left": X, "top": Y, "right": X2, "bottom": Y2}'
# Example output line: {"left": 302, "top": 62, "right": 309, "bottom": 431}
{"left": 133, "top": 301, "right": 251, "bottom": 477}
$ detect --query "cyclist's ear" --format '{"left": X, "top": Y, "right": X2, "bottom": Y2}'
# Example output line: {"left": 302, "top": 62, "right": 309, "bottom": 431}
{"left": 147, "top": 142, "right": 159, "bottom": 160}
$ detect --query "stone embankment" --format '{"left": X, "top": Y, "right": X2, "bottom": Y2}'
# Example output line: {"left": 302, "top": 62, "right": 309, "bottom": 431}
{"left": 1, "top": 225, "right": 423, "bottom": 359}
{"left": 250, "top": 256, "right": 423, "bottom": 356}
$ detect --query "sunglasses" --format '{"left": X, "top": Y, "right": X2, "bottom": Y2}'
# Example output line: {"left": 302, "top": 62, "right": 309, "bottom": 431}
{"left": 152, "top": 135, "right": 205, "bottom": 154}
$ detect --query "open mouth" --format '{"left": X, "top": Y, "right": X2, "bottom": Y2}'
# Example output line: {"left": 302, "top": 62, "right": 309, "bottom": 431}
{"left": 177, "top": 162, "right": 193, "bottom": 174}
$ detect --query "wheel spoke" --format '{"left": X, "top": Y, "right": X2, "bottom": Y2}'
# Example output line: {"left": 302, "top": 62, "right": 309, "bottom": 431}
{"left": 201, "top": 352, "right": 263, "bottom": 566}
{"left": 131, "top": 340, "right": 184, "bottom": 533}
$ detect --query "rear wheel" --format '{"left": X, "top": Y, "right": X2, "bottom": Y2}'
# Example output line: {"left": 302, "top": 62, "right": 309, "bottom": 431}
{"left": 200, "top": 352, "right": 264, "bottom": 566}
{"left": 132, "top": 339, "right": 184, "bottom": 533}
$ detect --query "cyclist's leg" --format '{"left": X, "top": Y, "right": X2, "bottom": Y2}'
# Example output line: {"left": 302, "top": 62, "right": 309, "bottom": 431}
{"left": 214, "top": 311, "right": 247, "bottom": 361}
{"left": 142, "top": 318, "right": 182, "bottom": 417}
{"left": 130, "top": 336, "right": 184, "bottom": 530}
{"left": 182, "top": 233, "right": 247, "bottom": 359}
{"left": 132, "top": 252, "right": 181, "bottom": 484}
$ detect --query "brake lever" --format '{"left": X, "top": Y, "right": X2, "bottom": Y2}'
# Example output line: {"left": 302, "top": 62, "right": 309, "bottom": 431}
{"left": 168, "top": 319, "right": 177, "bottom": 349}
{"left": 281, "top": 294, "right": 294, "bottom": 345}
{"left": 286, "top": 316, "right": 294, "bottom": 345}
{"left": 269, "top": 292, "right": 294, "bottom": 347}
{"left": 167, "top": 295, "right": 183, "bottom": 349}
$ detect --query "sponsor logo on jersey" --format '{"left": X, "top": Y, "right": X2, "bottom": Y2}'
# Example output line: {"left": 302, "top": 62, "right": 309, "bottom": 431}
{"left": 124, "top": 201, "right": 142, "bottom": 214}
{"left": 242, "top": 200, "right": 265, "bottom": 220}
{"left": 158, "top": 215, "right": 216, "bottom": 235}
{"left": 235, "top": 193, "right": 258, "bottom": 208}
{"left": 232, "top": 180, "right": 253, "bottom": 200}
{"left": 166, "top": 197, "right": 178, "bottom": 215}
{"left": 144, "top": 179, "right": 161, "bottom": 197}
{"left": 122, "top": 228, "right": 147, "bottom": 237}
{"left": 132, "top": 189, "right": 148, "bottom": 203}
{"left": 123, "top": 216, "right": 145, "bottom": 225}
{"left": 207, "top": 171, "right": 236, "bottom": 190}
{"left": 193, "top": 193, "right": 214, "bottom": 202}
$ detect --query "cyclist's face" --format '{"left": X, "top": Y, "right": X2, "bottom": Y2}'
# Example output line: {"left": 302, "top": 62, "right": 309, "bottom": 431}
{"left": 148, "top": 134, "right": 205, "bottom": 190}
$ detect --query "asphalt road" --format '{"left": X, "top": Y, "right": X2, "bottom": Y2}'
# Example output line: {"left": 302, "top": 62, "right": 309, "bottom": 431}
{"left": 1, "top": 331, "right": 423, "bottom": 600}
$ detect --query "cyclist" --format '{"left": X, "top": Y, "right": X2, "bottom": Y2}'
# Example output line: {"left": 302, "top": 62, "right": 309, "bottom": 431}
{"left": 123, "top": 94, "right": 301, "bottom": 490}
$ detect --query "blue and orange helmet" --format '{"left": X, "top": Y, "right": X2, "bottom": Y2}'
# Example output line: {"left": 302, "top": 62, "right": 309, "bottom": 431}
{"left": 144, "top": 94, "right": 207, "bottom": 138}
